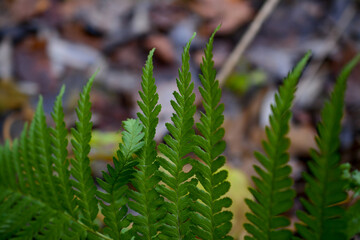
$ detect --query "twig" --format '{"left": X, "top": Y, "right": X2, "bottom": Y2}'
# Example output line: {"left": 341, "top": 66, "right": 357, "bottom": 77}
{"left": 217, "top": 0, "right": 281, "bottom": 86}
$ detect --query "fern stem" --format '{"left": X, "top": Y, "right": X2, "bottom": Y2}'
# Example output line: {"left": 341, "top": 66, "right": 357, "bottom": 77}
{"left": 74, "top": 217, "right": 112, "bottom": 240}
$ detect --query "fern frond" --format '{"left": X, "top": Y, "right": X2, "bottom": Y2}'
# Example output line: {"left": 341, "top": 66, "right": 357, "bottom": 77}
{"left": 157, "top": 32, "right": 197, "bottom": 239}
{"left": 128, "top": 49, "right": 165, "bottom": 239}
{"left": 70, "top": 72, "right": 99, "bottom": 229}
{"left": 18, "top": 124, "right": 35, "bottom": 195}
{"left": 31, "top": 96, "right": 61, "bottom": 209}
{"left": 50, "top": 85, "right": 77, "bottom": 217}
{"left": 0, "top": 187, "right": 87, "bottom": 240}
{"left": 0, "top": 188, "right": 40, "bottom": 239}
{"left": 0, "top": 146, "right": 4, "bottom": 188}
{"left": 295, "top": 54, "right": 360, "bottom": 240}
{"left": 11, "top": 139, "right": 26, "bottom": 193}
{"left": 187, "top": 26, "right": 233, "bottom": 240}
{"left": 26, "top": 119, "right": 42, "bottom": 198}
{"left": 97, "top": 118, "right": 144, "bottom": 239}
{"left": 244, "top": 52, "right": 311, "bottom": 240}
{"left": 0, "top": 76, "right": 118, "bottom": 240}
{"left": 1, "top": 140, "right": 15, "bottom": 190}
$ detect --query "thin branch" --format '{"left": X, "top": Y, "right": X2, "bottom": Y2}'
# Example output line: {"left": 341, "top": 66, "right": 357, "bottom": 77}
{"left": 217, "top": 0, "right": 281, "bottom": 86}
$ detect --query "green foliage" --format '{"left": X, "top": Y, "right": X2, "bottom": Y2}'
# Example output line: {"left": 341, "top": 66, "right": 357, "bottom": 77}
{"left": 346, "top": 200, "right": 360, "bottom": 239}
{"left": 341, "top": 163, "right": 360, "bottom": 197}
{"left": 244, "top": 52, "right": 311, "bottom": 240}
{"left": 188, "top": 26, "right": 233, "bottom": 240}
{"left": 295, "top": 55, "right": 360, "bottom": 240}
{"left": 156, "top": 33, "right": 197, "bottom": 239}
{"left": 50, "top": 85, "right": 77, "bottom": 218}
{"left": 70, "top": 73, "right": 99, "bottom": 229}
{"left": 0, "top": 188, "right": 85, "bottom": 240}
{"left": 0, "top": 28, "right": 359, "bottom": 240}
{"left": 127, "top": 48, "right": 165, "bottom": 240}
{"left": 97, "top": 118, "right": 144, "bottom": 239}
{"left": 33, "top": 96, "right": 61, "bottom": 208}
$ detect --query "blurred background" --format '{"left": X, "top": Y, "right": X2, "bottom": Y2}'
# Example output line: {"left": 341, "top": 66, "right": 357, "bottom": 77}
{"left": 1, "top": 0, "right": 360, "bottom": 238}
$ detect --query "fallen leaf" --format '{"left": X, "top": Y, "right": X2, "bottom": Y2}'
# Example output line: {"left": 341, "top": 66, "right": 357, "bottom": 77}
{"left": 190, "top": 0, "right": 253, "bottom": 35}
{"left": 13, "top": 34, "right": 57, "bottom": 93}
{"left": 145, "top": 34, "right": 176, "bottom": 64}
{"left": 10, "top": 0, "right": 49, "bottom": 22}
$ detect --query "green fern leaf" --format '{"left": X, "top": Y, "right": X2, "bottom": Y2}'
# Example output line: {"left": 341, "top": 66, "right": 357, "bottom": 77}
{"left": 0, "top": 146, "right": 4, "bottom": 188}
{"left": 11, "top": 139, "right": 26, "bottom": 193}
{"left": 157, "top": 32, "right": 197, "bottom": 239}
{"left": 26, "top": 119, "right": 42, "bottom": 198}
{"left": 128, "top": 49, "right": 165, "bottom": 239}
{"left": 0, "top": 76, "right": 117, "bottom": 240}
{"left": 120, "top": 119, "right": 145, "bottom": 159}
{"left": 346, "top": 199, "right": 360, "bottom": 238}
{"left": 341, "top": 163, "right": 360, "bottom": 197}
{"left": 32, "top": 96, "right": 61, "bottom": 209}
{"left": 70, "top": 72, "right": 99, "bottom": 229}
{"left": 188, "top": 26, "right": 233, "bottom": 240}
{"left": 17, "top": 125, "right": 36, "bottom": 195}
{"left": 0, "top": 188, "right": 39, "bottom": 239}
{"left": 0, "top": 187, "right": 87, "bottom": 240}
{"left": 295, "top": 54, "right": 360, "bottom": 240}
{"left": 1, "top": 140, "right": 15, "bottom": 190}
{"left": 50, "top": 85, "right": 77, "bottom": 218}
{"left": 97, "top": 118, "right": 144, "bottom": 239}
{"left": 244, "top": 52, "right": 311, "bottom": 240}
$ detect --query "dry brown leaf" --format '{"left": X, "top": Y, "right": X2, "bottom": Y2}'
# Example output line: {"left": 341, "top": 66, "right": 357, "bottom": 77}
{"left": 145, "top": 34, "right": 176, "bottom": 64}
{"left": 10, "top": 0, "right": 49, "bottom": 22}
{"left": 60, "top": 21, "right": 103, "bottom": 49}
{"left": 190, "top": 0, "right": 253, "bottom": 34}
{"left": 13, "top": 35, "right": 57, "bottom": 93}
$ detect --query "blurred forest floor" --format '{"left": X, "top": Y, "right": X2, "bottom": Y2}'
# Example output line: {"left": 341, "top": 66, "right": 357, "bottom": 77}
{"left": 1, "top": 0, "right": 360, "bottom": 238}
